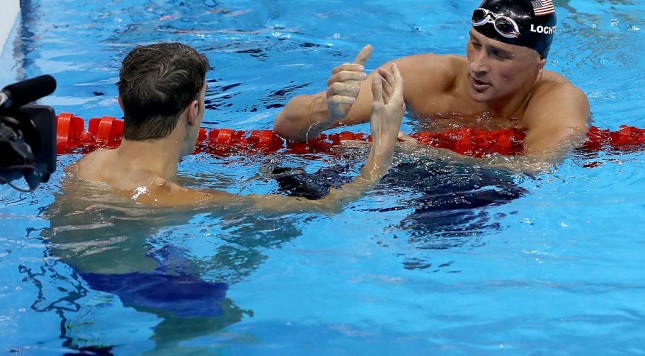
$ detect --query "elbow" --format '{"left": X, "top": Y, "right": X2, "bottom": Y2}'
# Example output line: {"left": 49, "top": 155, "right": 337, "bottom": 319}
{"left": 273, "top": 112, "right": 293, "bottom": 140}
{"left": 273, "top": 107, "right": 311, "bottom": 142}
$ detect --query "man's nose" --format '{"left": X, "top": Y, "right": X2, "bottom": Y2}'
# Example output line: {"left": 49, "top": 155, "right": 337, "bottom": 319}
{"left": 469, "top": 51, "right": 489, "bottom": 74}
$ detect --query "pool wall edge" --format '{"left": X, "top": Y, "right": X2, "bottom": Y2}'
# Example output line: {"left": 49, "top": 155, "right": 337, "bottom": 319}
{"left": 0, "top": 0, "right": 20, "bottom": 55}
{"left": 0, "top": 0, "right": 20, "bottom": 85}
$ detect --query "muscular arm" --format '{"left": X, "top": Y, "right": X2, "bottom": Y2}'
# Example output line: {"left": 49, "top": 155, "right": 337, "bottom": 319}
{"left": 273, "top": 45, "right": 376, "bottom": 141}
{"left": 274, "top": 50, "right": 452, "bottom": 142}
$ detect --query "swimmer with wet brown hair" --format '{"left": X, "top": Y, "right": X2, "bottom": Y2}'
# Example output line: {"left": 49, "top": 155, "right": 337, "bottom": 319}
{"left": 67, "top": 42, "right": 405, "bottom": 209}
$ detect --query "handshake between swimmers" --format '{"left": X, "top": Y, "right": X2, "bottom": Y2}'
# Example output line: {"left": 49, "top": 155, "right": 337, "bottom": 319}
{"left": 66, "top": 43, "right": 405, "bottom": 209}
{"left": 66, "top": 0, "right": 591, "bottom": 208}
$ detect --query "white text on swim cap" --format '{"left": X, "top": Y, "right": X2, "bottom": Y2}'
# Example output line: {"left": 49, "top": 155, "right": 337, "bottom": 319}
{"left": 530, "top": 24, "right": 556, "bottom": 35}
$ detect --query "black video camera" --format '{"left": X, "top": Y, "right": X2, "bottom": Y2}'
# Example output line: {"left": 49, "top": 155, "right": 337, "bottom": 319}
{"left": 0, "top": 75, "right": 57, "bottom": 192}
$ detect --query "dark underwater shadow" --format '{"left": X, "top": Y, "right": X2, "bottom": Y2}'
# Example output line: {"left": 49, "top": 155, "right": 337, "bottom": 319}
{"left": 273, "top": 158, "right": 527, "bottom": 251}
{"left": 378, "top": 161, "right": 526, "bottom": 247}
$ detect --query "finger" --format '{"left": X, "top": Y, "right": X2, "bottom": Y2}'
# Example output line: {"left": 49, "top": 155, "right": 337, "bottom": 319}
{"left": 378, "top": 64, "right": 402, "bottom": 103}
{"left": 328, "top": 70, "right": 368, "bottom": 85}
{"left": 327, "top": 82, "right": 362, "bottom": 98}
{"left": 376, "top": 73, "right": 393, "bottom": 103}
{"left": 381, "top": 76, "right": 393, "bottom": 98}
{"left": 377, "top": 71, "right": 393, "bottom": 102}
{"left": 328, "top": 95, "right": 357, "bottom": 106}
{"left": 353, "top": 44, "right": 373, "bottom": 66}
{"left": 377, "top": 65, "right": 395, "bottom": 84}
{"left": 382, "top": 91, "right": 391, "bottom": 104}
{"left": 390, "top": 63, "right": 404, "bottom": 91}
{"left": 371, "top": 74, "right": 383, "bottom": 105}
{"left": 397, "top": 131, "right": 416, "bottom": 143}
{"left": 331, "top": 63, "right": 366, "bottom": 75}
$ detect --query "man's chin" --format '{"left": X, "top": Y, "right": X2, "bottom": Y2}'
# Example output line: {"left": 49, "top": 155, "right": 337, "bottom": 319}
{"left": 468, "top": 89, "right": 489, "bottom": 103}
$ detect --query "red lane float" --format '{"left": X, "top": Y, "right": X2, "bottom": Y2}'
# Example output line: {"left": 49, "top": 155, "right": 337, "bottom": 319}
{"left": 55, "top": 113, "right": 645, "bottom": 157}
{"left": 57, "top": 114, "right": 124, "bottom": 153}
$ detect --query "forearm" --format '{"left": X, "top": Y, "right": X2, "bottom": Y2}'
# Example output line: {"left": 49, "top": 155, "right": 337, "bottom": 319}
{"left": 317, "top": 142, "right": 394, "bottom": 210}
{"left": 246, "top": 141, "right": 395, "bottom": 213}
{"left": 274, "top": 93, "right": 335, "bottom": 142}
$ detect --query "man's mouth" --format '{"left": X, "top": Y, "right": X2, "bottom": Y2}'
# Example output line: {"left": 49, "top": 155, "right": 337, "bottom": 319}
{"left": 469, "top": 75, "right": 491, "bottom": 91}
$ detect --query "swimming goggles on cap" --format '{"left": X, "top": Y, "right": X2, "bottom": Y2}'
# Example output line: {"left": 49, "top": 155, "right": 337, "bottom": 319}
{"left": 471, "top": 8, "right": 521, "bottom": 38}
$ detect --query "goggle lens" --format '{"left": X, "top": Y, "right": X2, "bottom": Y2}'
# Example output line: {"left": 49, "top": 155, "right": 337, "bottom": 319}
{"left": 471, "top": 8, "right": 521, "bottom": 39}
{"left": 495, "top": 18, "right": 518, "bottom": 36}
{"left": 471, "top": 9, "right": 489, "bottom": 25}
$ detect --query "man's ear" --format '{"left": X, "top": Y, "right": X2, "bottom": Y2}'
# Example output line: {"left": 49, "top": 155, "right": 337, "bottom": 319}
{"left": 186, "top": 99, "right": 199, "bottom": 126}
{"left": 117, "top": 95, "right": 125, "bottom": 111}
{"left": 538, "top": 56, "right": 547, "bottom": 70}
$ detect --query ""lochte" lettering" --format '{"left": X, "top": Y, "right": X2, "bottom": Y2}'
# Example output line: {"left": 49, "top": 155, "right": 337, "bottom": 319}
{"left": 530, "top": 24, "right": 556, "bottom": 34}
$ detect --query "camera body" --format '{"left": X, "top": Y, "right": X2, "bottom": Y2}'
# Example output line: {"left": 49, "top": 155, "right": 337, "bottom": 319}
{"left": 0, "top": 76, "right": 57, "bottom": 191}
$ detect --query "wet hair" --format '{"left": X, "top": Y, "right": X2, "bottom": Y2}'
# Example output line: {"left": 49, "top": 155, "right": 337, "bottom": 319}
{"left": 117, "top": 43, "right": 210, "bottom": 140}
{"left": 472, "top": 0, "right": 557, "bottom": 58}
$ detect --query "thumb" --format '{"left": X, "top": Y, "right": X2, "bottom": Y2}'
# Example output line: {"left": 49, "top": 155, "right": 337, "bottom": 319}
{"left": 353, "top": 44, "right": 373, "bottom": 66}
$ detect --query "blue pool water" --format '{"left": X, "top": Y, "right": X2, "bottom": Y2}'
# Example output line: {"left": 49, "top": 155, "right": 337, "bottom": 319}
{"left": 1, "top": 0, "right": 644, "bottom": 354}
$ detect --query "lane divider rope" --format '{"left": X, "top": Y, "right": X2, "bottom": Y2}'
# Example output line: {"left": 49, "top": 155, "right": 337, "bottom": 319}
{"left": 56, "top": 113, "right": 645, "bottom": 157}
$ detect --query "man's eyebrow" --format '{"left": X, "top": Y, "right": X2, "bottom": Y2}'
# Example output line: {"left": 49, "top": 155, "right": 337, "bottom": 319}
{"left": 491, "top": 46, "right": 514, "bottom": 57}
{"left": 468, "top": 30, "right": 514, "bottom": 56}
{"left": 482, "top": 41, "right": 514, "bottom": 57}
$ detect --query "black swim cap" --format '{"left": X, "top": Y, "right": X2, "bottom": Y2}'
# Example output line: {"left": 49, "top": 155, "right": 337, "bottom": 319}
{"left": 472, "top": 0, "right": 557, "bottom": 58}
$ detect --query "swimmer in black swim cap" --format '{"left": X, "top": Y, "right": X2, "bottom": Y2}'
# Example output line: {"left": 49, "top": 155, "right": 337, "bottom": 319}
{"left": 275, "top": 0, "right": 590, "bottom": 173}
{"left": 472, "top": 0, "right": 557, "bottom": 58}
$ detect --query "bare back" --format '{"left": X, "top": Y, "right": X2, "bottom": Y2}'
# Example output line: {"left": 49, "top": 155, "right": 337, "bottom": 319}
{"left": 67, "top": 149, "right": 229, "bottom": 206}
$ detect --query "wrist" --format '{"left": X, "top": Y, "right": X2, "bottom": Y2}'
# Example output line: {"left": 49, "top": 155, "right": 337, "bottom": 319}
{"left": 307, "top": 95, "right": 337, "bottom": 131}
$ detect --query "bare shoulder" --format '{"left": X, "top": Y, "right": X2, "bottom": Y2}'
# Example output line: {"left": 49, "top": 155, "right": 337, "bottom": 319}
{"left": 67, "top": 149, "right": 112, "bottom": 182}
{"left": 392, "top": 53, "right": 464, "bottom": 81}
{"left": 522, "top": 70, "right": 590, "bottom": 154}
{"left": 527, "top": 70, "right": 590, "bottom": 130}
{"left": 69, "top": 149, "right": 160, "bottom": 193}
{"left": 390, "top": 53, "right": 465, "bottom": 105}
{"left": 535, "top": 70, "right": 587, "bottom": 101}
{"left": 66, "top": 151, "right": 239, "bottom": 208}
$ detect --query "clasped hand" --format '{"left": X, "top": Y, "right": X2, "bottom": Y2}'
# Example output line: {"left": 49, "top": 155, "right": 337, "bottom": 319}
{"left": 369, "top": 63, "right": 405, "bottom": 147}
{"left": 326, "top": 45, "right": 373, "bottom": 121}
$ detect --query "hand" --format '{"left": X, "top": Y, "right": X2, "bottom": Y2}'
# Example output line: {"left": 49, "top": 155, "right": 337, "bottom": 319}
{"left": 326, "top": 45, "right": 373, "bottom": 121}
{"left": 369, "top": 63, "right": 405, "bottom": 148}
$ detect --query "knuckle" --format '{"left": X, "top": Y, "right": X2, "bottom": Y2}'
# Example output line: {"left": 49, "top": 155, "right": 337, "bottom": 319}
{"left": 331, "top": 82, "right": 344, "bottom": 91}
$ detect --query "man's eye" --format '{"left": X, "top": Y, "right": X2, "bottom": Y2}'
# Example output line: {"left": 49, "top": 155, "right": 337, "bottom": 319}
{"left": 493, "top": 51, "right": 510, "bottom": 59}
